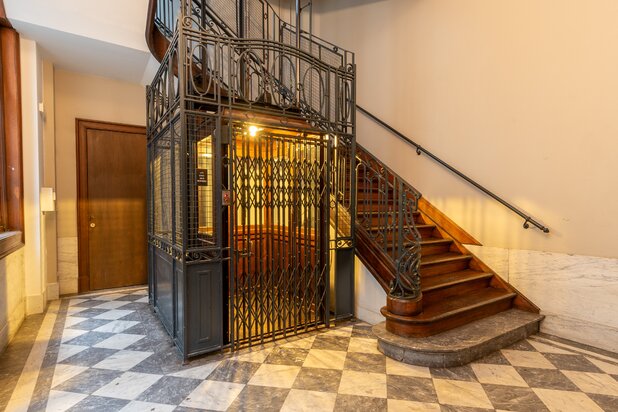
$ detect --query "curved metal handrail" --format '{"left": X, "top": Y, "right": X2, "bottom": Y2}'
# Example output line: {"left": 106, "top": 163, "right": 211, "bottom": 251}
{"left": 357, "top": 105, "right": 550, "bottom": 234}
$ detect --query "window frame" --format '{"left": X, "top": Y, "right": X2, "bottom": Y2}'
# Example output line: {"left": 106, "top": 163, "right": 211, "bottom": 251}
{"left": 0, "top": 4, "right": 25, "bottom": 259}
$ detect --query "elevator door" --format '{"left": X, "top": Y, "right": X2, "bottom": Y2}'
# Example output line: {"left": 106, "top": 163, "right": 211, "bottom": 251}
{"left": 229, "top": 128, "right": 331, "bottom": 349}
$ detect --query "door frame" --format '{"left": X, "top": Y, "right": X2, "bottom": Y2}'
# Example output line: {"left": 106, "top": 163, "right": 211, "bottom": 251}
{"left": 76, "top": 119, "right": 147, "bottom": 293}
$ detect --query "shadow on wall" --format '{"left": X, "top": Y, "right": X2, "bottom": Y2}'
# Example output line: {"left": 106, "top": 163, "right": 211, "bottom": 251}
{"left": 315, "top": 0, "right": 389, "bottom": 12}
{"left": 0, "top": 249, "right": 26, "bottom": 352}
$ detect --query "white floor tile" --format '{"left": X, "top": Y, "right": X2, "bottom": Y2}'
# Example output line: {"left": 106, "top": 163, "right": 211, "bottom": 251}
{"left": 61, "top": 329, "right": 88, "bottom": 344}
{"left": 347, "top": 337, "right": 381, "bottom": 355}
{"left": 93, "top": 301, "right": 131, "bottom": 310}
{"left": 92, "top": 293, "right": 128, "bottom": 301}
{"left": 232, "top": 347, "right": 273, "bottom": 363}
{"left": 586, "top": 357, "right": 618, "bottom": 375}
{"left": 63, "top": 317, "right": 88, "bottom": 328}
{"left": 281, "top": 336, "right": 316, "bottom": 350}
{"left": 433, "top": 379, "right": 493, "bottom": 409}
{"left": 93, "top": 350, "right": 153, "bottom": 371}
{"left": 45, "top": 390, "right": 88, "bottom": 412}
{"left": 527, "top": 339, "right": 575, "bottom": 355}
{"left": 51, "top": 364, "right": 89, "bottom": 388}
{"left": 180, "top": 380, "right": 245, "bottom": 411}
{"left": 302, "top": 349, "right": 346, "bottom": 370}
{"left": 119, "top": 401, "right": 176, "bottom": 412}
{"left": 501, "top": 350, "right": 556, "bottom": 369}
{"left": 471, "top": 364, "right": 528, "bottom": 387}
{"left": 66, "top": 306, "right": 88, "bottom": 316}
{"left": 93, "top": 310, "right": 134, "bottom": 320}
{"left": 68, "top": 299, "right": 89, "bottom": 307}
{"left": 93, "top": 372, "right": 162, "bottom": 400}
{"left": 533, "top": 388, "right": 604, "bottom": 412}
{"left": 93, "top": 320, "right": 140, "bottom": 333}
{"left": 338, "top": 370, "right": 387, "bottom": 398}
{"left": 170, "top": 361, "right": 222, "bottom": 380}
{"left": 387, "top": 399, "right": 442, "bottom": 412}
{"left": 562, "top": 370, "right": 618, "bottom": 396}
{"left": 281, "top": 389, "right": 337, "bottom": 412}
{"left": 94, "top": 334, "right": 145, "bottom": 350}
{"left": 57, "top": 344, "right": 89, "bottom": 362}
{"left": 249, "top": 364, "right": 301, "bottom": 388}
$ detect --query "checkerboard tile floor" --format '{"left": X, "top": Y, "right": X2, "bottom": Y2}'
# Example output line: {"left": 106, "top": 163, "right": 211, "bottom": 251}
{"left": 8, "top": 287, "right": 618, "bottom": 411}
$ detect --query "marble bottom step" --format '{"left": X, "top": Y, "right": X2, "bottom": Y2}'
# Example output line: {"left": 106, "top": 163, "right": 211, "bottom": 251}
{"left": 373, "top": 308, "right": 544, "bottom": 367}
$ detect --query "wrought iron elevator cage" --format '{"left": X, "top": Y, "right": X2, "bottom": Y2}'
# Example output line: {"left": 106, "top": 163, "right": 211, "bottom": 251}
{"left": 147, "top": 0, "right": 356, "bottom": 358}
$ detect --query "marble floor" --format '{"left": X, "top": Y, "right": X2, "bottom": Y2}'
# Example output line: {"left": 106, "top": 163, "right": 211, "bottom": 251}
{"left": 1, "top": 287, "right": 617, "bottom": 412}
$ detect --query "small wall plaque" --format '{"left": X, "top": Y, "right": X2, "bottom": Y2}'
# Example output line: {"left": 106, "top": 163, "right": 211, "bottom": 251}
{"left": 196, "top": 169, "right": 208, "bottom": 186}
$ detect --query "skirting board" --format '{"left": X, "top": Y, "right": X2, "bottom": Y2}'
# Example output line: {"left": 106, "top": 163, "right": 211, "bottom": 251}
{"left": 47, "top": 283, "right": 59, "bottom": 300}
{"left": 26, "top": 290, "right": 48, "bottom": 315}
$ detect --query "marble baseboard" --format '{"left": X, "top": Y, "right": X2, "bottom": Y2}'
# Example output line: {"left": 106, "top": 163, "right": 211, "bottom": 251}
{"left": 57, "top": 237, "right": 78, "bottom": 295}
{"left": 468, "top": 245, "right": 618, "bottom": 353}
{"left": 47, "top": 283, "right": 59, "bottom": 300}
{"left": 354, "top": 257, "right": 386, "bottom": 325}
{"left": 540, "top": 313, "right": 618, "bottom": 353}
{"left": 355, "top": 305, "right": 383, "bottom": 325}
{"left": 0, "top": 248, "right": 26, "bottom": 351}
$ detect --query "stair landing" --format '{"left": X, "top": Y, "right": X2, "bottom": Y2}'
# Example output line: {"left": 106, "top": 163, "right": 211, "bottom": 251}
{"left": 373, "top": 309, "right": 544, "bottom": 367}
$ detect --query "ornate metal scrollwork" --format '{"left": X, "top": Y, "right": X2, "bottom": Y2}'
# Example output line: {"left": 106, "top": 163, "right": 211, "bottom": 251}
{"left": 356, "top": 146, "right": 423, "bottom": 301}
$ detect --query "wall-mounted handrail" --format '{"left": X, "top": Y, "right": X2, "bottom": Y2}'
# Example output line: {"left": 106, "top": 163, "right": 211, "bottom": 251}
{"left": 356, "top": 105, "right": 550, "bottom": 234}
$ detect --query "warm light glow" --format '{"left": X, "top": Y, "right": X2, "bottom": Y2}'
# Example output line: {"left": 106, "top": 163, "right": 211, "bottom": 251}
{"left": 200, "top": 153, "right": 213, "bottom": 158}
{"left": 248, "top": 125, "right": 259, "bottom": 137}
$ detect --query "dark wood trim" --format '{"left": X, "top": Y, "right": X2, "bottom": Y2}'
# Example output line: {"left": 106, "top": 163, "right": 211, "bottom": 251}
{"left": 0, "top": 231, "right": 22, "bottom": 259}
{"left": 0, "top": 11, "right": 24, "bottom": 244}
{"left": 76, "top": 119, "right": 147, "bottom": 293}
{"left": 0, "top": 0, "right": 11, "bottom": 29}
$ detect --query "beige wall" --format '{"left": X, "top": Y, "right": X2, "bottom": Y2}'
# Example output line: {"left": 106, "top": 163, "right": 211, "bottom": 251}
{"left": 316, "top": 0, "right": 618, "bottom": 259}
{"left": 55, "top": 69, "right": 146, "bottom": 239}
{"left": 54, "top": 69, "right": 146, "bottom": 294}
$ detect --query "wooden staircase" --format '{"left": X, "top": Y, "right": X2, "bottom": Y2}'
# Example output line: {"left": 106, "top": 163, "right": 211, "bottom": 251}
{"left": 354, "top": 153, "right": 540, "bottom": 339}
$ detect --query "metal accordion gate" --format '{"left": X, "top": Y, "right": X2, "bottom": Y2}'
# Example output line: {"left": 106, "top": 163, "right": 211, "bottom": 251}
{"left": 228, "top": 126, "right": 332, "bottom": 349}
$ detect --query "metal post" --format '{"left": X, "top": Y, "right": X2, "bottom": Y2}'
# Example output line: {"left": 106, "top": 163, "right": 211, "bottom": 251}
{"left": 295, "top": 0, "right": 301, "bottom": 106}
{"left": 295, "top": 0, "right": 301, "bottom": 48}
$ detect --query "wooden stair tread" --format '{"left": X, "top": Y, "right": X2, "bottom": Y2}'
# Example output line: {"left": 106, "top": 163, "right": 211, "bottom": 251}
{"left": 420, "top": 238, "right": 452, "bottom": 245}
{"left": 385, "top": 237, "right": 452, "bottom": 251}
{"left": 420, "top": 252, "right": 471, "bottom": 266}
{"left": 421, "top": 270, "right": 493, "bottom": 292}
{"left": 400, "top": 288, "right": 516, "bottom": 323}
{"left": 386, "top": 237, "right": 447, "bottom": 245}
{"left": 368, "top": 223, "right": 432, "bottom": 232}
{"left": 358, "top": 210, "right": 420, "bottom": 216}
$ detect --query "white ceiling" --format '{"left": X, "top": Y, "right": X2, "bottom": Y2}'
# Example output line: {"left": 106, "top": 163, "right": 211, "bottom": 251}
{"left": 5, "top": 0, "right": 157, "bottom": 85}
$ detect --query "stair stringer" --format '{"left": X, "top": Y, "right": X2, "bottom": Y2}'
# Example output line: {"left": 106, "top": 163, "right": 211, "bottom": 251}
{"left": 418, "top": 203, "right": 540, "bottom": 314}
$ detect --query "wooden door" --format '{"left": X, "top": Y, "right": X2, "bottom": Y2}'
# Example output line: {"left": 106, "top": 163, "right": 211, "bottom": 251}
{"left": 77, "top": 119, "right": 147, "bottom": 292}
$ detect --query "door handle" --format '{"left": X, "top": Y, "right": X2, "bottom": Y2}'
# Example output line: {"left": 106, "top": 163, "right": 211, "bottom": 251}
{"left": 90, "top": 222, "right": 96, "bottom": 228}
{"left": 89, "top": 216, "right": 96, "bottom": 228}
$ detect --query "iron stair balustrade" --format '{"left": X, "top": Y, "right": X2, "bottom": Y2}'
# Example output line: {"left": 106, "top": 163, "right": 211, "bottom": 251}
{"left": 356, "top": 145, "right": 422, "bottom": 300}
{"left": 356, "top": 106, "right": 551, "bottom": 234}
{"left": 154, "top": 0, "right": 181, "bottom": 39}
